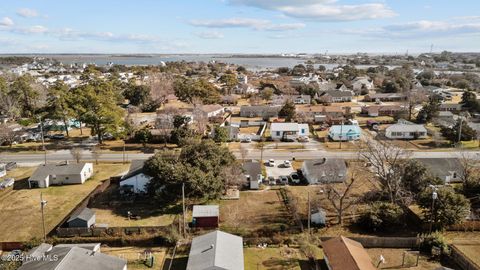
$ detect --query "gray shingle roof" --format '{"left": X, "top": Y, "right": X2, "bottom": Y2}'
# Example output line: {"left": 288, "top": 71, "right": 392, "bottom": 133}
{"left": 122, "top": 160, "right": 147, "bottom": 179}
{"left": 19, "top": 246, "right": 126, "bottom": 270}
{"left": 303, "top": 158, "right": 347, "bottom": 183}
{"left": 192, "top": 205, "right": 219, "bottom": 218}
{"left": 67, "top": 207, "right": 95, "bottom": 223}
{"left": 186, "top": 230, "right": 244, "bottom": 270}
{"left": 29, "top": 163, "right": 89, "bottom": 181}
{"left": 386, "top": 124, "right": 427, "bottom": 133}
{"left": 415, "top": 158, "right": 463, "bottom": 180}
{"left": 243, "top": 160, "right": 262, "bottom": 178}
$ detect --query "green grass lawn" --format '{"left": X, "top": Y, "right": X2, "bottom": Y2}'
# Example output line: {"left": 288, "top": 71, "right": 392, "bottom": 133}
{"left": 0, "top": 163, "right": 129, "bottom": 242}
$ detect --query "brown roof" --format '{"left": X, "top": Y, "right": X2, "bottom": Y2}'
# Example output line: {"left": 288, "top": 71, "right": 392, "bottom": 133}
{"left": 297, "top": 105, "right": 344, "bottom": 113}
{"left": 323, "top": 236, "right": 377, "bottom": 270}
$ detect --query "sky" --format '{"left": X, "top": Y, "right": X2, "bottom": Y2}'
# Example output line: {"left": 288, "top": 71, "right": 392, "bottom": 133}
{"left": 0, "top": 0, "right": 479, "bottom": 54}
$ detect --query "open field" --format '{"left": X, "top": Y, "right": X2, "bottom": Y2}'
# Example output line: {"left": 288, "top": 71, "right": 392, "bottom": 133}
{"left": 244, "top": 247, "right": 313, "bottom": 270}
{"left": 219, "top": 190, "right": 291, "bottom": 235}
{"left": 367, "top": 248, "right": 454, "bottom": 270}
{"left": 0, "top": 163, "right": 129, "bottom": 242}
{"left": 102, "top": 246, "right": 167, "bottom": 270}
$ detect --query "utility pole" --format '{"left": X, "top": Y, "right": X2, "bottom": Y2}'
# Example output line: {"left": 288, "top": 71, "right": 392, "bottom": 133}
{"left": 39, "top": 116, "right": 47, "bottom": 165}
{"left": 339, "top": 121, "right": 343, "bottom": 149}
{"left": 122, "top": 142, "right": 126, "bottom": 164}
{"left": 40, "top": 193, "right": 47, "bottom": 242}
{"left": 182, "top": 183, "right": 186, "bottom": 238}
{"left": 307, "top": 191, "right": 311, "bottom": 235}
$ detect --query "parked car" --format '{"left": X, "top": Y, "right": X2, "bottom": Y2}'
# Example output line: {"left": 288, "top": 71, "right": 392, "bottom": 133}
{"left": 241, "top": 137, "right": 252, "bottom": 143}
{"left": 297, "top": 136, "right": 309, "bottom": 142}
{"left": 0, "top": 178, "right": 15, "bottom": 189}
{"left": 268, "top": 159, "right": 275, "bottom": 167}
{"left": 267, "top": 176, "right": 276, "bottom": 185}
{"left": 278, "top": 176, "right": 289, "bottom": 185}
{"left": 51, "top": 133, "right": 65, "bottom": 140}
{"left": 290, "top": 172, "right": 300, "bottom": 184}
{"left": 283, "top": 160, "right": 291, "bottom": 167}
{"left": 5, "top": 162, "right": 17, "bottom": 171}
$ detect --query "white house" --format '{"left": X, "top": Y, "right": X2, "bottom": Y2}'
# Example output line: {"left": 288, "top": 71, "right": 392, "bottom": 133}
{"left": 352, "top": 77, "right": 374, "bottom": 92}
{"left": 385, "top": 123, "right": 427, "bottom": 139}
{"left": 270, "top": 123, "right": 309, "bottom": 140}
{"left": 120, "top": 160, "right": 152, "bottom": 194}
{"left": 28, "top": 162, "right": 94, "bottom": 188}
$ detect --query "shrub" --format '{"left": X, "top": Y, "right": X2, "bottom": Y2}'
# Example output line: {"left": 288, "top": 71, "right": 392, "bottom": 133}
{"left": 358, "top": 202, "right": 405, "bottom": 232}
{"left": 420, "top": 232, "right": 449, "bottom": 256}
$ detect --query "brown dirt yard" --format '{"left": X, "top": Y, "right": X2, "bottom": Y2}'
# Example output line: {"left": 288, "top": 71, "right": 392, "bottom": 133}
{"left": 367, "top": 248, "right": 455, "bottom": 270}
{"left": 219, "top": 190, "right": 291, "bottom": 235}
{"left": 0, "top": 163, "right": 129, "bottom": 242}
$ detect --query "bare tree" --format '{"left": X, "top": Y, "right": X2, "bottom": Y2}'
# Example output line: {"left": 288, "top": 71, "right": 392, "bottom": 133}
{"left": 220, "top": 162, "right": 244, "bottom": 192}
{"left": 458, "top": 152, "right": 479, "bottom": 187}
{"left": 156, "top": 106, "right": 178, "bottom": 146}
{"left": 0, "top": 124, "right": 17, "bottom": 147}
{"left": 404, "top": 89, "right": 428, "bottom": 120}
{"left": 192, "top": 98, "right": 208, "bottom": 136}
{"left": 249, "top": 95, "right": 262, "bottom": 105}
{"left": 70, "top": 147, "right": 83, "bottom": 163}
{"left": 322, "top": 168, "right": 360, "bottom": 225}
{"left": 147, "top": 72, "right": 175, "bottom": 105}
{"left": 360, "top": 138, "right": 411, "bottom": 204}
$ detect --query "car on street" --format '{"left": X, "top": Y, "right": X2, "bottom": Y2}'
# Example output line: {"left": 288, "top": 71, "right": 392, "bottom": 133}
{"left": 283, "top": 160, "right": 291, "bottom": 167}
{"left": 268, "top": 159, "right": 275, "bottom": 167}
{"left": 297, "top": 136, "right": 309, "bottom": 142}
{"left": 51, "top": 134, "right": 65, "bottom": 140}
{"left": 5, "top": 162, "right": 17, "bottom": 171}
{"left": 241, "top": 137, "right": 252, "bottom": 143}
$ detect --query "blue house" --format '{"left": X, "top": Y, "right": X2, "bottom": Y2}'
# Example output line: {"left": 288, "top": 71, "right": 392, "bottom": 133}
{"left": 328, "top": 125, "right": 361, "bottom": 141}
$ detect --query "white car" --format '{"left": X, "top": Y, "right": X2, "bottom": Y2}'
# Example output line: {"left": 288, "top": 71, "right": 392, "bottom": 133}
{"left": 283, "top": 160, "right": 291, "bottom": 167}
{"left": 268, "top": 159, "right": 275, "bottom": 167}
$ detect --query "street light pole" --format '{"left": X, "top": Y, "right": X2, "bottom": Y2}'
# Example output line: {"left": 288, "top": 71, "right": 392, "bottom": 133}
{"left": 40, "top": 193, "right": 47, "bottom": 242}
{"left": 428, "top": 186, "right": 438, "bottom": 234}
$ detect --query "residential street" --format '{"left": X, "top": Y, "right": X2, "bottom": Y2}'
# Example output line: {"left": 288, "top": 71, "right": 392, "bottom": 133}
{"left": 1, "top": 147, "right": 479, "bottom": 165}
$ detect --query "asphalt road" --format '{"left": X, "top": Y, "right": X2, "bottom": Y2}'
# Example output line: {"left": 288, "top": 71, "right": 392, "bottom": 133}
{"left": 1, "top": 148, "right": 479, "bottom": 166}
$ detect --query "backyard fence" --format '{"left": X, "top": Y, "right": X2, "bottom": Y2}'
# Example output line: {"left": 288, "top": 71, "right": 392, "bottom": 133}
{"left": 450, "top": 245, "right": 480, "bottom": 270}
{"left": 448, "top": 220, "right": 480, "bottom": 231}
{"left": 320, "top": 236, "right": 421, "bottom": 249}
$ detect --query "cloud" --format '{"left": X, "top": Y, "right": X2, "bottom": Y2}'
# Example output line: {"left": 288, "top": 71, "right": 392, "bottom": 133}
{"left": 338, "top": 19, "right": 480, "bottom": 39}
{"left": 228, "top": 0, "right": 396, "bottom": 21}
{"left": 195, "top": 31, "right": 224, "bottom": 39}
{"left": 0, "top": 17, "right": 14, "bottom": 27}
{"left": 17, "top": 8, "right": 39, "bottom": 18}
{"left": 189, "top": 17, "right": 305, "bottom": 31}
{"left": 12, "top": 25, "right": 49, "bottom": 34}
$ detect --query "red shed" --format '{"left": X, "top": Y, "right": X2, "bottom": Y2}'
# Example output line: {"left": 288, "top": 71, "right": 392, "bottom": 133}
{"left": 192, "top": 205, "right": 219, "bottom": 228}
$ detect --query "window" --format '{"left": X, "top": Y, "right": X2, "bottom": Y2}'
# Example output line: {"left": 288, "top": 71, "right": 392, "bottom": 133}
{"left": 276, "top": 131, "right": 281, "bottom": 136}
{"left": 301, "top": 129, "right": 305, "bottom": 134}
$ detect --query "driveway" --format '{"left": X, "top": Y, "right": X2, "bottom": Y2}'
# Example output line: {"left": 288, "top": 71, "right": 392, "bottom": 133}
{"left": 265, "top": 160, "right": 295, "bottom": 179}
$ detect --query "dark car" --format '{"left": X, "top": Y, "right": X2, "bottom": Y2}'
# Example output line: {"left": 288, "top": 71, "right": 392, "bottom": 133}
{"left": 5, "top": 162, "right": 17, "bottom": 171}
{"left": 290, "top": 172, "right": 300, "bottom": 184}
{"left": 51, "top": 133, "right": 65, "bottom": 140}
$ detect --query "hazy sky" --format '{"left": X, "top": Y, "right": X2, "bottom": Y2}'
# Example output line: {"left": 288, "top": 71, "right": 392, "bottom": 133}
{"left": 0, "top": 0, "right": 479, "bottom": 54}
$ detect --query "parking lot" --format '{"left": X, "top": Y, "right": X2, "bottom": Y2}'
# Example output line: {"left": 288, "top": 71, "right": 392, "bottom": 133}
{"left": 264, "top": 159, "right": 295, "bottom": 179}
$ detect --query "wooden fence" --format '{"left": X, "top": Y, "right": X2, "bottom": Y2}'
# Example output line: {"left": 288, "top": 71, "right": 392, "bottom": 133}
{"left": 448, "top": 220, "right": 480, "bottom": 231}
{"left": 320, "top": 236, "right": 421, "bottom": 249}
{"left": 450, "top": 245, "right": 480, "bottom": 270}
